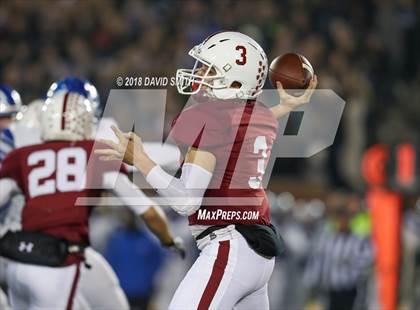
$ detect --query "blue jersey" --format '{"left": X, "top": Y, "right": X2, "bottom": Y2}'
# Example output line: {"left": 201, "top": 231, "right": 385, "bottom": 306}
{"left": 0, "top": 124, "right": 41, "bottom": 232}
{"left": 0, "top": 127, "right": 15, "bottom": 162}
{"left": 0, "top": 127, "right": 15, "bottom": 224}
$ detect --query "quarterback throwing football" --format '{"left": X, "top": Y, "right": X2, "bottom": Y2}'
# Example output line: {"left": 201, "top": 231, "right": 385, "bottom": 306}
{"left": 97, "top": 31, "right": 317, "bottom": 309}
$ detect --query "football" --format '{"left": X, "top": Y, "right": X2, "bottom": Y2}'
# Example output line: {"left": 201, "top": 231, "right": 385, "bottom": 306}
{"left": 269, "top": 53, "right": 314, "bottom": 96}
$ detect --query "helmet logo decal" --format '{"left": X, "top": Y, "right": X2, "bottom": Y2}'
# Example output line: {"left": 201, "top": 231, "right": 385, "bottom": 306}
{"left": 223, "top": 64, "right": 232, "bottom": 72}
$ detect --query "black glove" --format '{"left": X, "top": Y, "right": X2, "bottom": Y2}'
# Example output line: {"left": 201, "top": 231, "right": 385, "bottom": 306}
{"left": 165, "top": 236, "right": 186, "bottom": 259}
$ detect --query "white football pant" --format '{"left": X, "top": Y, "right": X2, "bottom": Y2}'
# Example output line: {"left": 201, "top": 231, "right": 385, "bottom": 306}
{"left": 6, "top": 261, "right": 81, "bottom": 310}
{"left": 76, "top": 247, "right": 129, "bottom": 310}
{"left": 169, "top": 226, "right": 275, "bottom": 310}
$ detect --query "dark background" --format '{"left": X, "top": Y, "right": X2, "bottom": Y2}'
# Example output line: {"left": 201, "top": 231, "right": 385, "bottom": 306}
{"left": 0, "top": 1, "right": 419, "bottom": 309}
{"left": 1, "top": 0, "right": 419, "bottom": 188}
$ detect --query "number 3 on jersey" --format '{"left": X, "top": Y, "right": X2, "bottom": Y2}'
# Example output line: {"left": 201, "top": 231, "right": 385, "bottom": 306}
{"left": 248, "top": 136, "right": 268, "bottom": 189}
{"left": 28, "top": 147, "right": 87, "bottom": 198}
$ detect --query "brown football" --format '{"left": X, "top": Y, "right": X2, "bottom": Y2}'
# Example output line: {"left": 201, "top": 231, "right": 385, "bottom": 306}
{"left": 269, "top": 53, "right": 314, "bottom": 96}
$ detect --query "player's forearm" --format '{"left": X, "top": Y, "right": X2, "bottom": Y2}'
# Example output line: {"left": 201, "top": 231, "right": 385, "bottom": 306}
{"left": 133, "top": 151, "right": 157, "bottom": 177}
{"left": 141, "top": 207, "right": 174, "bottom": 246}
{"left": 132, "top": 145, "right": 213, "bottom": 216}
{"left": 270, "top": 103, "right": 294, "bottom": 119}
{"left": 145, "top": 163, "right": 212, "bottom": 216}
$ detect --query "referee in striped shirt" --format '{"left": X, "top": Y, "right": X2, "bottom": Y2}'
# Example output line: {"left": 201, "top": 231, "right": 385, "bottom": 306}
{"left": 304, "top": 191, "right": 373, "bottom": 310}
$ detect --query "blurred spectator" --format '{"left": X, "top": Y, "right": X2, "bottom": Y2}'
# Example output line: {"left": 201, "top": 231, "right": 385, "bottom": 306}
{"left": 303, "top": 191, "right": 373, "bottom": 310}
{"left": 104, "top": 209, "right": 166, "bottom": 310}
{"left": 401, "top": 197, "right": 420, "bottom": 309}
{"left": 270, "top": 193, "right": 325, "bottom": 310}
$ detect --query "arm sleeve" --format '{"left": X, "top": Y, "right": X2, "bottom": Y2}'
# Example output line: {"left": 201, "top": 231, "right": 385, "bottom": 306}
{"left": 0, "top": 178, "right": 20, "bottom": 207}
{"left": 142, "top": 142, "right": 181, "bottom": 170}
{"left": 145, "top": 163, "right": 213, "bottom": 216}
{"left": 102, "top": 171, "right": 153, "bottom": 216}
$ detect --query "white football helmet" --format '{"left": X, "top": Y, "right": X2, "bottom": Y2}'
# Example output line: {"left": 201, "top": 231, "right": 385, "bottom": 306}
{"left": 41, "top": 91, "right": 94, "bottom": 141}
{"left": 17, "top": 99, "right": 44, "bottom": 129}
{"left": 176, "top": 31, "right": 268, "bottom": 100}
{"left": 46, "top": 77, "right": 101, "bottom": 116}
{"left": 0, "top": 84, "right": 22, "bottom": 117}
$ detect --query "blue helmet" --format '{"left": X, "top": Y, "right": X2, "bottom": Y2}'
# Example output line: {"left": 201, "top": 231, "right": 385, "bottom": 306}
{"left": 46, "top": 77, "right": 100, "bottom": 111}
{"left": 0, "top": 84, "right": 22, "bottom": 117}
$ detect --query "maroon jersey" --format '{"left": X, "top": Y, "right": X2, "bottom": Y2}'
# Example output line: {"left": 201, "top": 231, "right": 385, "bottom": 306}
{"left": 170, "top": 99, "right": 278, "bottom": 226}
{"left": 0, "top": 140, "right": 124, "bottom": 244}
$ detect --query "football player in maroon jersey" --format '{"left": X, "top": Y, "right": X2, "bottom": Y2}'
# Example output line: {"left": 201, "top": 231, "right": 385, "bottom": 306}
{"left": 0, "top": 86, "right": 183, "bottom": 309}
{"left": 96, "top": 31, "right": 317, "bottom": 309}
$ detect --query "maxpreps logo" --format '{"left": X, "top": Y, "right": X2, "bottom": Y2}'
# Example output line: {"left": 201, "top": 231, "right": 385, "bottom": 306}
{"left": 197, "top": 209, "right": 260, "bottom": 221}
{"left": 77, "top": 88, "right": 345, "bottom": 206}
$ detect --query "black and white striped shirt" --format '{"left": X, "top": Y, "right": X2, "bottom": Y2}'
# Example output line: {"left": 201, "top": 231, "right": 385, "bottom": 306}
{"left": 304, "top": 224, "right": 373, "bottom": 290}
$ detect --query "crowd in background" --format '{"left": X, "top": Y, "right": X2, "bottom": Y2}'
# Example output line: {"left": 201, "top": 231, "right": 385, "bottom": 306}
{"left": 0, "top": 0, "right": 419, "bottom": 187}
{"left": 0, "top": 0, "right": 419, "bottom": 309}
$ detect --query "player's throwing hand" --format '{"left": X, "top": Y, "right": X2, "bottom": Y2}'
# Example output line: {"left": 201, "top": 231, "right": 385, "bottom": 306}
{"left": 276, "top": 75, "right": 318, "bottom": 109}
{"left": 270, "top": 75, "right": 318, "bottom": 119}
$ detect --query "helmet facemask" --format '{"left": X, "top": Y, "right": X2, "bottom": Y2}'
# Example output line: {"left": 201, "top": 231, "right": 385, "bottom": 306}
{"left": 176, "top": 46, "right": 230, "bottom": 98}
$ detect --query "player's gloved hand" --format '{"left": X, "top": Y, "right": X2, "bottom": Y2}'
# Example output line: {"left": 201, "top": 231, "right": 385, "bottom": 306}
{"left": 164, "top": 236, "right": 186, "bottom": 259}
